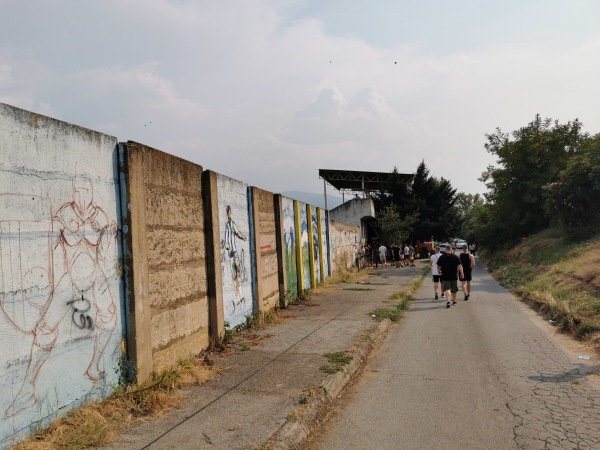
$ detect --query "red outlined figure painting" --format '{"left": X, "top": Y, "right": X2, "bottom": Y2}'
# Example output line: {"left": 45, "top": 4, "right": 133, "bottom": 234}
{"left": 0, "top": 174, "right": 120, "bottom": 423}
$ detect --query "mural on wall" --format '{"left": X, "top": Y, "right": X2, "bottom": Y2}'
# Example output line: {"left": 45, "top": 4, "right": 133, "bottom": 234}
{"left": 217, "top": 175, "right": 253, "bottom": 328}
{"left": 311, "top": 206, "right": 321, "bottom": 284}
{"left": 282, "top": 197, "right": 298, "bottom": 300}
{"left": 298, "top": 203, "right": 311, "bottom": 291}
{"left": 319, "top": 209, "right": 329, "bottom": 278}
{"left": 1, "top": 174, "right": 122, "bottom": 444}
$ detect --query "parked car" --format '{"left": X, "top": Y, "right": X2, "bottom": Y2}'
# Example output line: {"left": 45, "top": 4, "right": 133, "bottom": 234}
{"left": 438, "top": 243, "right": 451, "bottom": 252}
{"left": 455, "top": 240, "right": 468, "bottom": 250}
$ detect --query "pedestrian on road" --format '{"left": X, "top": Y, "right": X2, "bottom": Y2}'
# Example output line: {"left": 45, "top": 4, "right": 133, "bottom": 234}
{"left": 459, "top": 244, "right": 476, "bottom": 300}
{"left": 403, "top": 244, "right": 410, "bottom": 267}
{"left": 392, "top": 243, "right": 402, "bottom": 268}
{"left": 429, "top": 245, "right": 443, "bottom": 299}
{"left": 437, "top": 243, "right": 464, "bottom": 308}
{"left": 378, "top": 243, "right": 387, "bottom": 267}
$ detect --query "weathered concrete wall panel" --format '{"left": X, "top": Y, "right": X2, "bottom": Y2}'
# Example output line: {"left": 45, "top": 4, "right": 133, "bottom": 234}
{"left": 330, "top": 219, "right": 360, "bottom": 271}
{"left": 308, "top": 205, "right": 321, "bottom": 284}
{"left": 0, "top": 103, "right": 124, "bottom": 446}
{"left": 278, "top": 196, "right": 298, "bottom": 304}
{"left": 216, "top": 174, "right": 254, "bottom": 328}
{"left": 297, "top": 202, "right": 311, "bottom": 291}
{"left": 120, "top": 142, "right": 208, "bottom": 381}
{"left": 318, "top": 208, "right": 330, "bottom": 278}
{"left": 251, "top": 187, "right": 279, "bottom": 313}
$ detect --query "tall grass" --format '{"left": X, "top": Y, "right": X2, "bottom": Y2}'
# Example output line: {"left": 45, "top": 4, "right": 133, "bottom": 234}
{"left": 485, "top": 227, "right": 600, "bottom": 347}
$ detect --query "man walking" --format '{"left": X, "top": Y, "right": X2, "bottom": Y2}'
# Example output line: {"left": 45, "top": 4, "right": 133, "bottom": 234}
{"left": 437, "top": 243, "right": 464, "bottom": 308}
{"left": 459, "top": 244, "right": 476, "bottom": 300}
{"left": 378, "top": 243, "right": 387, "bottom": 267}
{"left": 429, "top": 245, "right": 443, "bottom": 299}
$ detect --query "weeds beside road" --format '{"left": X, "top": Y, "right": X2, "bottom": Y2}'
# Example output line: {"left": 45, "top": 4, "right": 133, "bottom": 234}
{"left": 482, "top": 227, "right": 600, "bottom": 353}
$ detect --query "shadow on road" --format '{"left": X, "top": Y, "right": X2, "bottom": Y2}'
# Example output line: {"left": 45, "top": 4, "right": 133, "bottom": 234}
{"left": 528, "top": 363, "right": 600, "bottom": 383}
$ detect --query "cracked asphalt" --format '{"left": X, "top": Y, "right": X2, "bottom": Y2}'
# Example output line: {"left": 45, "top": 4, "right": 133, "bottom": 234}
{"left": 309, "top": 258, "right": 600, "bottom": 449}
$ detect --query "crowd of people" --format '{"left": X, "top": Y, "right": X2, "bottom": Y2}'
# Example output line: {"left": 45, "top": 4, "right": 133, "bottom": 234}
{"left": 353, "top": 239, "right": 478, "bottom": 309}
{"left": 429, "top": 243, "right": 476, "bottom": 308}
{"left": 356, "top": 243, "right": 420, "bottom": 269}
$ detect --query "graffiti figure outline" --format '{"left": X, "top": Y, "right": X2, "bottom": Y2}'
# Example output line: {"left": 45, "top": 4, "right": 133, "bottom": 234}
{"left": 221, "top": 205, "right": 247, "bottom": 312}
{"left": 1, "top": 175, "right": 119, "bottom": 418}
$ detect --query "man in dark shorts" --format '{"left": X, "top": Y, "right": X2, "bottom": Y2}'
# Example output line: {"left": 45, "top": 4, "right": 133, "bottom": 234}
{"left": 437, "top": 243, "right": 464, "bottom": 308}
{"left": 392, "top": 243, "right": 402, "bottom": 268}
{"left": 459, "top": 244, "right": 476, "bottom": 300}
{"left": 429, "top": 245, "right": 442, "bottom": 299}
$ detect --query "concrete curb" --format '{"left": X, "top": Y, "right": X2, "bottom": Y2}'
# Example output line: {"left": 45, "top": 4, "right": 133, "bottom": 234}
{"left": 267, "top": 318, "right": 392, "bottom": 449}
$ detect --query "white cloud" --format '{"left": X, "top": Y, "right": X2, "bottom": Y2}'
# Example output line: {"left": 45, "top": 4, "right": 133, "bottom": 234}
{"left": 1, "top": 1, "right": 599, "bottom": 197}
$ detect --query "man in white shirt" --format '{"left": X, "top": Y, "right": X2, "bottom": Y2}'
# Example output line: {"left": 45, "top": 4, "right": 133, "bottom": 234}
{"left": 429, "top": 246, "right": 443, "bottom": 299}
{"left": 378, "top": 243, "right": 387, "bottom": 267}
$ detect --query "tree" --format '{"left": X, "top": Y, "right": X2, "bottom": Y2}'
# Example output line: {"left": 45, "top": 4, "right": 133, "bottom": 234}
{"left": 373, "top": 161, "right": 461, "bottom": 243}
{"left": 455, "top": 193, "right": 483, "bottom": 241}
{"left": 458, "top": 195, "right": 488, "bottom": 244}
{"left": 374, "top": 205, "right": 418, "bottom": 245}
{"left": 481, "top": 115, "right": 586, "bottom": 247}
{"left": 544, "top": 133, "right": 600, "bottom": 229}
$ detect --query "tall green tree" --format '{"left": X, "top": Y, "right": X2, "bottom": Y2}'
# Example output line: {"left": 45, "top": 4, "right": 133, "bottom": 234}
{"left": 481, "top": 115, "right": 586, "bottom": 247}
{"left": 373, "top": 161, "right": 460, "bottom": 243}
{"left": 544, "top": 133, "right": 600, "bottom": 229}
{"left": 374, "top": 205, "right": 418, "bottom": 245}
{"left": 455, "top": 193, "right": 483, "bottom": 241}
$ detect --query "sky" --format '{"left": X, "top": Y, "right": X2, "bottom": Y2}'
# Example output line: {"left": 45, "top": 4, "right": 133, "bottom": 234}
{"left": 2, "top": 0, "right": 600, "bottom": 197}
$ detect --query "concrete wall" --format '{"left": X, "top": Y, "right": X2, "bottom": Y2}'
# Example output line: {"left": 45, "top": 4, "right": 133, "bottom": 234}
{"left": 329, "top": 198, "right": 375, "bottom": 243}
{"left": 0, "top": 104, "right": 124, "bottom": 446}
{"left": 119, "top": 142, "right": 209, "bottom": 383}
{"left": 330, "top": 219, "right": 360, "bottom": 271}
{"left": 215, "top": 173, "right": 254, "bottom": 328}
{"left": 329, "top": 198, "right": 375, "bottom": 226}
{"left": 318, "top": 208, "right": 330, "bottom": 278}
{"left": 307, "top": 205, "right": 321, "bottom": 285}
{"left": 296, "top": 202, "right": 311, "bottom": 291}
{"left": 0, "top": 102, "right": 352, "bottom": 447}
{"left": 250, "top": 187, "right": 279, "bottom": 313}
{"left": 274, "top": 195, "right": 298, "bottom": 306}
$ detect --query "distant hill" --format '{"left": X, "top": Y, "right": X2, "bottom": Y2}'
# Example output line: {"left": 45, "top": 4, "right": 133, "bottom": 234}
{"left": 281, "top": 191, "right": 345, "bottom": 210}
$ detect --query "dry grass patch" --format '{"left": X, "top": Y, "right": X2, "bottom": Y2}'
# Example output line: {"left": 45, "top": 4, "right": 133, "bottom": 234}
{"left": 13, "top": 354, "right": 222, "bottom": 450}
{"left": 486, "top": 229, "right": 600, "bottom": 351}
{"left": 237, "top": 331, "right": 274, "bottom": 347}
{"left": 316, "top": 267, "right": 368, "bottom": 290}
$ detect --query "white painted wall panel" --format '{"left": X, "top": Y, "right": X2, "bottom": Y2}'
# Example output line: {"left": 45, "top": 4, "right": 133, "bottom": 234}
{"left": 0, "top": 104, "right": 123, "bottom": 447}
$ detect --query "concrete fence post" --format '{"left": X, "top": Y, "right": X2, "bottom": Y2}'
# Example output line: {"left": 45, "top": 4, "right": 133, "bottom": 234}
{"left": 202, "top": 170, "right": 225, "bottom": 343}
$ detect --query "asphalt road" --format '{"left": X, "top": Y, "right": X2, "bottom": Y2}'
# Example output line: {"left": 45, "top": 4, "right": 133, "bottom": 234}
{"left": 309, "top": 257, "right": 600, "bottom": 449}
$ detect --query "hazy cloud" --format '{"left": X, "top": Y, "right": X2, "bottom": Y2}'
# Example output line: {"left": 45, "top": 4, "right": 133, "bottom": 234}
{"left": 1, "top": 0, "right": 599, "bottom": 197}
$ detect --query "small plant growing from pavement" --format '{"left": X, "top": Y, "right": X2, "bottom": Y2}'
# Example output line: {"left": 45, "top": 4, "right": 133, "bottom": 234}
{"left": 297, "top": 385, "right": 325, "bottom": 405}
{"left": 369, "top": 271, "right": 426, "bottom": 322}
{"left": 320, "top": 352, "right": 353, "bottom": 374}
